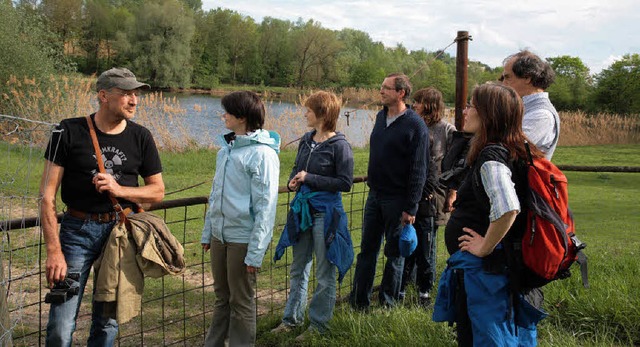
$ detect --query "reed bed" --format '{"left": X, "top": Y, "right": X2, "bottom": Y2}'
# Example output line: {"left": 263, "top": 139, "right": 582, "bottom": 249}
{"left": 341, "top": 87, "right": 381, "bottom": 107}
{"left": 558, "top": 111, "right": 640, "bottom": 146}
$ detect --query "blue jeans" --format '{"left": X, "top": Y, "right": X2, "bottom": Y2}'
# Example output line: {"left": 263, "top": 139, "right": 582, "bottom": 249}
{"left": 349, "top": 190, "right": 405, "bottom": 309}
{"left": 282, "top": 214, "right": 336, "bottom": 332}
{"left": 46, "top": 214, "right": 119, "bottom": 347}
{"left": 401, "top": 218, "right": 437, "bottom": 294}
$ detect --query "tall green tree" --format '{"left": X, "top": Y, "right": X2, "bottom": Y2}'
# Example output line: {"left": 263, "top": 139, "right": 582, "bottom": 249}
{"left": 227, "top": 13, "right": 258, "bottom": 84}
{"left": 124, "top": 0, "right": 195, "bottom": 87}
{"left": 199, "top": 8, "right": 236, "bottom": 84}
{"left": 80, "top": 0, "right": 134, "bottom": 73}
{"left": 180, "top": 0, "right": 201, "bottom": 12}
{"left": 592, "top": 54, "right": 640, "bottom": 114}
{"left": 290, "top": 19, "right": 342, "bottom": 88}
{"left": 335, "top": 28, "right": 382, "bottom": 87}
{"left": 546, "top": 55, "right": 592, "bottom": 110}
{"left": 258, "top": 17, "right": 294, "bottom": 86}
{"left": 0, "top": 1, "right": 65, "bottom": 94}
{"left": 190, "top": 10, "right": 215, "bottom": 87}
{"left": 40, "top": 0, "right": 82, "bottom": 51}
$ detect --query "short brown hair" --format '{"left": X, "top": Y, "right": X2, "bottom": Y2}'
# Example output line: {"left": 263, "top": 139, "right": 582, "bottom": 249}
{"left": 412, "top": 87, "right": 444, "bottom": 126}
{"left": 386, "top": 73, "right": 412, "bottom": 100}
{"left": 304, "top": 91, "right": 342, "bottom": 132}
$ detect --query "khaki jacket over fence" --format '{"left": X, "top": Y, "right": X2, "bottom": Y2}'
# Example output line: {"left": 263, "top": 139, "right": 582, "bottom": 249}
{"left": 93, "top": 212, "right": 186, "bottom": 323}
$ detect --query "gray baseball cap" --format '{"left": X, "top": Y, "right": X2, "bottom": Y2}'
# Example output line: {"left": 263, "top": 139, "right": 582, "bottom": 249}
{"left": 96, "top": 67, "right": 150, "bottom": 92}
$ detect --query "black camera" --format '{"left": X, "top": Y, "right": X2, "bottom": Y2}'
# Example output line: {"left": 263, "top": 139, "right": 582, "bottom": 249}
{"left": 45, "top": 273, "right": 80, "bottom": 304}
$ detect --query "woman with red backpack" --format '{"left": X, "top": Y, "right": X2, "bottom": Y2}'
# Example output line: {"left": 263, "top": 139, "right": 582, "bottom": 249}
{"left": 432, "top": 82, "right": 547, "bottom": 346}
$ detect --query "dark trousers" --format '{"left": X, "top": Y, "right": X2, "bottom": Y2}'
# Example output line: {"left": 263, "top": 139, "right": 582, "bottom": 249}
{"left": 454, "top": 269, "right": 473, "bottom": 347}
{"left": 401, "top": 218, "right": 437, "bottom": 294}
{"left": 349, "top": 190, "right": 405, "bottom": 309}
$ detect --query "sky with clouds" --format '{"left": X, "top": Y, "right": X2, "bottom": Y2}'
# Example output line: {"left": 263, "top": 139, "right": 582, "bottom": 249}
{"left": 202, "top": 0, "right": 639, "bottom": 74}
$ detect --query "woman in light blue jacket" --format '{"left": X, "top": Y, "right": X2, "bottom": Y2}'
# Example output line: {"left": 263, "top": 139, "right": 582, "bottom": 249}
{"left": 200, "top": 91, "right": 280, "bottom": 347}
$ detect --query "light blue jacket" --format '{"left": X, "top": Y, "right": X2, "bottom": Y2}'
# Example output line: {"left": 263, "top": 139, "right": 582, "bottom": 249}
{"left": 200, "top": 129, "right": 281, "bottom": 267}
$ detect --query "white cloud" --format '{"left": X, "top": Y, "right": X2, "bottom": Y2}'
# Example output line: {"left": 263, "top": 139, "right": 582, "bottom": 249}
{"left": 202, "top": 0, "right": 640, "bottom": 74}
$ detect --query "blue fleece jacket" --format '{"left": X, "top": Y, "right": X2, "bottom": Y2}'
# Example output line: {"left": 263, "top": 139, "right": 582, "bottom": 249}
{"left": 433, "top": 250, "right": 547, "bottom": 346}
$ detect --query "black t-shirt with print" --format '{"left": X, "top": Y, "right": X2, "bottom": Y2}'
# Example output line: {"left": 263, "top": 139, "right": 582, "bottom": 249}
{"left": 44, "top": 114, "right": 162, "bottom": 213}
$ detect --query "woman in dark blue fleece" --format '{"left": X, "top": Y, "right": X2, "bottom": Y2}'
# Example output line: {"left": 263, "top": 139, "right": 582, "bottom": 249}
{"left": 272, "top": 91, "right": 354, "bottom": 340}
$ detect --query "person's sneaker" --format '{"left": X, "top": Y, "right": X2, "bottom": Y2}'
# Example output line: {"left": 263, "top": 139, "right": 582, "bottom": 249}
{"left": 398, "top": 291, "right": 406, "bottom": 300}
{"left": 270, "top": 323, "right": 294, "bottom": 334}
{"left": 295, "top": 326, "right": 319, "bottom": 342}
{"left": 419, "top": 292, "right": 432, "bottom": 307}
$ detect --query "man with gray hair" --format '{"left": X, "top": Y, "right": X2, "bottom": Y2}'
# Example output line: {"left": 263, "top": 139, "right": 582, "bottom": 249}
{"left": 502, "top": 50, "right": 560, "bottom": 159}
{"left": 501, "top": 49, "right": 559, "bottom": 347}
{"left": 40, "top": 68, "right": 165, "bottom": 346}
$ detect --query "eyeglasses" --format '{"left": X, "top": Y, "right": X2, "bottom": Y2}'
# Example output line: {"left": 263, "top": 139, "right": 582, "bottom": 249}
{"left": 107, "top": 90, "right": 142, "bottom": 99}
{"left": 380, "top": 85, "right": 397, "bottom": 91}
{"left": 465, "top": 103, "right": 476, "bottom": 110}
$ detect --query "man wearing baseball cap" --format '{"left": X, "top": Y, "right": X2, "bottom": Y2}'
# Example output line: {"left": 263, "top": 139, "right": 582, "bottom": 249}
{"left": 40, "top": 67, "right": 164, "bottom": 346}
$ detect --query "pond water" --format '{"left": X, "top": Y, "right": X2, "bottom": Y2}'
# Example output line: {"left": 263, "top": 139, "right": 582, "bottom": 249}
{"left": 159, "top": 93, "right": 377, "bottom": 148}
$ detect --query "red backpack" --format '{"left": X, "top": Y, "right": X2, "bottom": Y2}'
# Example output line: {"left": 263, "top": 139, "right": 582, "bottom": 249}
{"left": 519, "top": 142, "right": 588, "bottom": 288}
{"left": 473, "top": 143, "right": 589, "bottom": 289}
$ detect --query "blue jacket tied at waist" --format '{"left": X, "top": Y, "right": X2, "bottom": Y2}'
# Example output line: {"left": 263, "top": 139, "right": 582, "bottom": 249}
{"left": 274, "top": 185, "right": 354, "bottom": 282}
{"left": 433, "top": 250, "right": 547, "bottom": 346}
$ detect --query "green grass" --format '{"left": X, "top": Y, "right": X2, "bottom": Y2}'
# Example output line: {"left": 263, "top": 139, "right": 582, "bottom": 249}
{"left": 254, "top": 144, "right": 640, "bottom": 347}
{"left": 3, "top": 142, "right": 640, "bottom": 346}
{"left": 552, "top": 144, "right": 640, "bottom": 166}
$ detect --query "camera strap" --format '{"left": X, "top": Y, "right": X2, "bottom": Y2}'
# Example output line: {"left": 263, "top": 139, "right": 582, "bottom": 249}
{"left": 86, "top": 116, "right": 129, "bottom": 224}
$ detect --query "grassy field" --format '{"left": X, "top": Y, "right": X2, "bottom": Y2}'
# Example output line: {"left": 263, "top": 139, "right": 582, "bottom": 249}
{"left": 1, "top": 141, "right": 639, "bottom": 346}
{"left": 252, "top": 145, "right": 640, "bottom": 347}
{"left": 155, "top": 145, "right": 640, "bottom": 346}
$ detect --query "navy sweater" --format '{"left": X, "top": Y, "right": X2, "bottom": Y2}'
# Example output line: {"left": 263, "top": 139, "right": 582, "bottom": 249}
{"left": 367, "top": 107, "right": 429, "bottom": 215}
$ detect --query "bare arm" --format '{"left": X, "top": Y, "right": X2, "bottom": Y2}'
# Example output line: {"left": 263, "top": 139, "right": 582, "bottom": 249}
{"left": 39, "top": 160, "right": 66, "bottom": 285}
{"left": 93, "top": 172, "right": 165, "bottom": 204}
{"left": 457, "top": 210, "right": 518, "bottom": 257}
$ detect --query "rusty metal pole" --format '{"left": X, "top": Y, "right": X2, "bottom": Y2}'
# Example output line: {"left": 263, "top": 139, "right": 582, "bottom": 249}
{"left": 455, "top": 31, "right": 471, "bottom": 131}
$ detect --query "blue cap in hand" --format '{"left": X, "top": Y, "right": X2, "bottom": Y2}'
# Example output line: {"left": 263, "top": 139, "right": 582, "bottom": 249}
{"left": 399, "top": 224, "right": 417, "bottom": 257}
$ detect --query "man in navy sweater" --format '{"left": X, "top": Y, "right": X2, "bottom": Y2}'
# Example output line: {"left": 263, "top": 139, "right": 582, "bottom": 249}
{"left": 349, "top": 73, "right": 429, "bottom": 309}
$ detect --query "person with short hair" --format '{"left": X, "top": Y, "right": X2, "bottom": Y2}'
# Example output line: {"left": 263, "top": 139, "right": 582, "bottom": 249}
{"left": 502, "top": 50, "right": 560, "bottom": 159}
{"left": 200, "top": 91, "right": 280, "bottom": 347}
{"left": 433, "top": 82, "right": 547, "bottom": 346}
{"left": 349, "top": 73, "right": 429, "bottom": 309}
{"left": 400, "top": 87, "right": 456, "bottom": 306}
{"left": 271, "top": 91, "right": 354, "bottom": 340}
{"left": 40, "top": 67, "right": 165, "bottom": 346}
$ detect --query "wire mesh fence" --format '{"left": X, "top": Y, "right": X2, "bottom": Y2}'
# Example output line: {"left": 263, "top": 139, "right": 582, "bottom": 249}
{"left": 1, "top": 114, "right": 377, "bottom": 345}
{"left": 3, "top": 180, "right": 373, "bottom": 346}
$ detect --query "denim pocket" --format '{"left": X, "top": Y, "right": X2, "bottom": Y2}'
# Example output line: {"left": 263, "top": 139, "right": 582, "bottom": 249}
{"left": 60, "top": 214, "right": 88, "bottom": 236}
